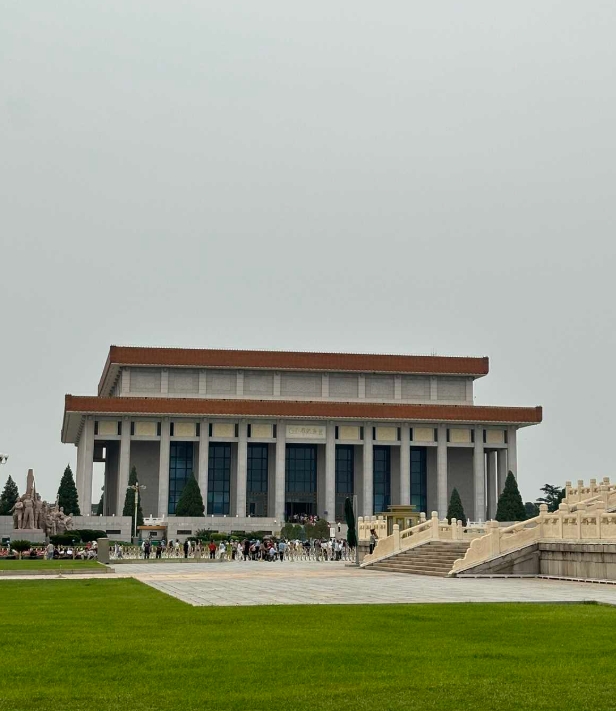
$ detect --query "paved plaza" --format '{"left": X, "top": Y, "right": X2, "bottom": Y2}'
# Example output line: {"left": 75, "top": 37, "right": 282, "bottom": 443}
{"left": 3, "top": 561, "right": 616, "bottom": 606}
{"left": 116, "top": 561, "right": 616, "bottom": 606}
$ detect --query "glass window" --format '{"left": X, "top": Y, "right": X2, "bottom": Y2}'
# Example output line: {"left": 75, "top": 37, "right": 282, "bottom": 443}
{"left": 286, "top": 445, "right": 317, "bottom": 493}
{"left": 410, "top": 446, "right": 427, "bottom": 514}
{"left": 168, "top": 442, "right": 194, "bottom": 515}
{"left": 335, "top": 445, "right": 354, "bottom": 521}
{"left": 373, "top": 446, "right": 391, "bottom": 514}
{"left": 335, "top": 445, "right": 354, "bottom": 494}
{"left": 207, "top": 444, "right": 231, "bottom": 515}
{"left": 247, "top": 444, "right": 268, "bottom": 494}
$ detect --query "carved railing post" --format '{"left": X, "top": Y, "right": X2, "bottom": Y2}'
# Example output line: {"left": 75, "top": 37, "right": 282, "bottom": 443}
{"left": 538, "top": 503, "right": 548, "bottom": 537}
{"left": 431, "top": 511, "right": 439, "bottom": 541}
{"left": 451, "top": 518, "right": 458, "bottom": 541}
{"left": 596, "top": 501, "right": 605, "bottom": 539}
{"left": 557, "top": 503, "right": 568, "bottom": 539}
{"left": 487, "top": 520, "right": 500, "bottom": 557}
{"left": 565, "top": 480, "right": 572, "bottom": 503}
{"left": 576, "top": 503, "right": 584, "bottom": 539}
{"left": 393, "top": 523, "right": 400, "bottom": 552}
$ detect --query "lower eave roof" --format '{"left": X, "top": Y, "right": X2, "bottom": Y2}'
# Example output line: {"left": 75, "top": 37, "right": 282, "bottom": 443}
{"left": 62, "top": 395, "right": 542, "bottom": 443}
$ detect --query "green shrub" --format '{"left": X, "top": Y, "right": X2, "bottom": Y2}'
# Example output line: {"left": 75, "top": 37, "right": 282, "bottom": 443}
{"left": 446, "top": 488, "right": 467, "bottom": 526}
{"left": 10, "top": 540, "right": 31, "bottom": 559}
{"left": 75, "top": 529, "right": 107, "bottom": 543}
{"left": 50, "top": 533, "right": 81, "bottom": 547}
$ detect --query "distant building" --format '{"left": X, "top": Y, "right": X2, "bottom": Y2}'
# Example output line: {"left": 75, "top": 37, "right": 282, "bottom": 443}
{"left": 61, "top": 346, "right": 541, "bottom": 526}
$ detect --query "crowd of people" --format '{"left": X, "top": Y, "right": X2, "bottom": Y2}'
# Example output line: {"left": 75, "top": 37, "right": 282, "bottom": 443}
{"left": 1, "top": 541, "right": 99, "bottom": 560}
{"left": 112, "top": 536, "right": 355, "bottom": 562}
{"left": 287, "top": 513, "right": 320, "bottom": 525}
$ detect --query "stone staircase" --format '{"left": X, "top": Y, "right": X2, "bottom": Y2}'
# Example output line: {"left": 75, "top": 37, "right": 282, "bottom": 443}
{"left": 367, "top": 541, "right": 471, "bottom": 577}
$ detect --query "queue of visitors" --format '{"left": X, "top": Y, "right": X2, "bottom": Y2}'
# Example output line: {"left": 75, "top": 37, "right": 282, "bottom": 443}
{"left": 113, "top": 536, "right": 355, "bottom": 562}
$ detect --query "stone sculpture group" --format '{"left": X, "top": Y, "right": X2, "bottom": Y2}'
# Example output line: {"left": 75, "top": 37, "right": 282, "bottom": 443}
{"left": 10, "top": 469, "right": 74, "bottom": 534}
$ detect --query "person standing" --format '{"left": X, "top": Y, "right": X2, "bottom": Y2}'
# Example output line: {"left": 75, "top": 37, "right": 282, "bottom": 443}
{"left": 278, "top": 540, "right": 287, "bottom": 562}
{"left": 183, "top": 539, "right": 189, "bottom": 559}
{"left": 369, "top": 528, "right": 378, "bottom": 554}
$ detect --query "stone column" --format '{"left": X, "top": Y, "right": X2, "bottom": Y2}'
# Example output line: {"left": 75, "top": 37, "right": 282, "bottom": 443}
{"left": 236, "top": 420, "right": 248, "bottom": 517}
{"left": 486, "top": 450, "right": 496, "bottom": 520}
{"left": 399, "top": 425, "right": 410, "bottom": 506}
{"left": 473, "top": 427, "right": 485, "bottom": 522}
{"left": 362, "top": 422, "right": 373, "bottom": 517}
{"left": 437, "top": 425, "right": 448, "bottom": 518}
{"left": 507, "top": 426, "right": 518, "bottom": 478}
{"left": 81, "top": 415, "right": 94, "bottom": 516}
{"left": 76, "top": 417, "right": 95, "bottom": 517}
{"left": 157, "top": 418, "right": 170, "bottom": 518}
{"left": 497, "top": 448, "right": 507, "bottom": 494}
{"left": 325, "top": 422, "right": 336, "bottom": 521}
{"left": 198, "top": 418, "right": 209, "bottom": 510}
{"left": 274, "top": 419, "right": 286, "bottom": 522}
{"left": 75, "top": 429, "right": 85, "bottom": 513}
{"left": 117, "top": 417, "right": 131, "bottom": 515}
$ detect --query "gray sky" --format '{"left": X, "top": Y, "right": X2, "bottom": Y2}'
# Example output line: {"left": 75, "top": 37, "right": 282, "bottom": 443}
{"left": 1, "top": 1, "right": 615, "bottom": 503}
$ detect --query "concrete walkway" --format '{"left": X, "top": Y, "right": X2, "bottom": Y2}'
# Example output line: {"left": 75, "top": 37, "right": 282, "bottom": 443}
{"left": 3, "top": 561, "right": 616, "bottom": 607}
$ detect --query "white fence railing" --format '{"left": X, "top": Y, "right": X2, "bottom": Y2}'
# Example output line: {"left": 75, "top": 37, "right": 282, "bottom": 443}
{"left": 451, "top": 500, "right": 616, "bottom": 574}
{"left": 361, "top": 512, "right": 486, "bottom": 567}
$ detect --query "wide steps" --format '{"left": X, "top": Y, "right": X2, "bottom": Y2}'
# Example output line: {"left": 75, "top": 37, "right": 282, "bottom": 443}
{"left": 366, "top": 541, "right": 470, "bottom": 577}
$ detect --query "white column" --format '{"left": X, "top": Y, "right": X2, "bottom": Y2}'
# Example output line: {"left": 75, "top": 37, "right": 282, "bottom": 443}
{"left": 236, "top": 420, "right": 248, "bottom": 517}
{"left": 399, "top": 425, "right": 410, "bottom": 506}
{"left": 437, "top": 424, "right": 448, "bottom": 518}
{"left": 507, "top": 426, "right": 518, "bottom": 478}
{"left": 75, "top": 429, "right": 85, "bottom": 512}
{"left": 497, "top": 448, "right": 507, "bottom": 494}
{"left": 325, "top": 422, "right": 336, "bottom": 521}
{"left": 474, "top": 427, "right": 485, "bottom": 522}
{"left": 117, "top": 417, "right": 131, "bottom": 515}
{"left": 274, "top": 419, "right": 286, "bottom": 522}
{"left": 362, "top": 422, "right": 373, "bottom": 516}
{"left": 486, "top": 450, "right": 496, "bottom": 519}
{"left": 81, "top": 417, "right": 95, "bottom": 516}
{"left": 157, "top": 418, "right": 170, "bottom": 517}
{"left": 199, "top": 418, "right": 209, "bottom": 511}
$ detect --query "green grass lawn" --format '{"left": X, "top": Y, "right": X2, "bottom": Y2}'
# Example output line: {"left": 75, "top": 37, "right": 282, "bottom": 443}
{"left": 0, "top": 559, "right": 104, "bottom": 571}
{"left": 0, "top": 579, "right": 614, "bottom": 711}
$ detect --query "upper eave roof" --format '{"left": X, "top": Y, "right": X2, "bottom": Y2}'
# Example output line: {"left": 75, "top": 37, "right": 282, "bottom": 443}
{"left": 62, "top": 394, "right": 541, "bottom": 443}
{"left": 98, "top": 345, "right": 490, "bottom": 395}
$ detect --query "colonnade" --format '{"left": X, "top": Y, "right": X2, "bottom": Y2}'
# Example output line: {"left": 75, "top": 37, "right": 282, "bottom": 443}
{"left": 75, "top": 417, "right": 518, "bottom": 522}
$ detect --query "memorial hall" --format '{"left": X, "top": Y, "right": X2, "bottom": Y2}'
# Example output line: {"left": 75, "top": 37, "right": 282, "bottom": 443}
{"left": 61, "top": 346, "right": 542, "bottom": 527}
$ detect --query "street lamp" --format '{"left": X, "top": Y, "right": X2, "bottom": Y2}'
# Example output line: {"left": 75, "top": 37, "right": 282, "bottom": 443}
{"left": 128, "top": 481, "right": 146, "bottom": 540}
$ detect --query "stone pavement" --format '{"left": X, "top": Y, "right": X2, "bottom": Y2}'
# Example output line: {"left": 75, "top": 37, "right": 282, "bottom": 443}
{"left": 115, "top": 560, "right": 616, "bottom": 607}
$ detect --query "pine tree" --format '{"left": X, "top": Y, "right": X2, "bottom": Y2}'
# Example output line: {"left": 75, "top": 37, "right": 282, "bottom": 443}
{"left": 524, "top": 501, "right": 540, "bottom": 519}
{"left": 57, "top": 465, "right": 81, "bottom": 515}
{"left": 344, "top": 497, "right": 357, "bottom": 547}
{"left": 96, "top": 486, "right": 105, "bottom": 516}
{"left": 123, "top": 466, "right": 144, "bottom": 530}
{"left": 175, "top": 473, "right": 205, "bottom": 517}
{"left": 446, "top": 488, "right": 467, "bottom": 525}
{"left": 0, "top": 475, "right": 19, "bottom": 515}
{"left": 495, "top": 471, "right": 526, "bottom": 522}
{"left": 536, "top": 484, "right": 565, "bottom": 513}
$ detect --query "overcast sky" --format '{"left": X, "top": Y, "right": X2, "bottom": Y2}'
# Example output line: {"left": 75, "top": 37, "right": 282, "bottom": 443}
{"left": 1, "top": 2, "right": 615, "bottom": 504}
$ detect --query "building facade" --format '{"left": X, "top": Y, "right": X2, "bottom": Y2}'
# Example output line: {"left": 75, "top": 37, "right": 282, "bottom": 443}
{"left": 61, "top": 346, "right": 542, "bottom": 526}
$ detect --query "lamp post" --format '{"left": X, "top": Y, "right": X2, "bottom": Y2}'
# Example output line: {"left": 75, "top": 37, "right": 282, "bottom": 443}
{"left": 128, "top": 481, "right": 146, "bottom": 540}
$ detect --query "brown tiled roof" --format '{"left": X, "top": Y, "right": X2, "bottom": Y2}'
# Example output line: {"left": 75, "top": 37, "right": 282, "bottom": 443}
{"left": 98, "top": 345, "right": 489, "bottom": 394}
{"left": 65, "top": 395, "right": 541, "bottom": 425}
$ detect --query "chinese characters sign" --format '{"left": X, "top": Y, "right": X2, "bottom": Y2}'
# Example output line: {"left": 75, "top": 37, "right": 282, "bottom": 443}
{"left": 286, "top": 424, "right": 326, "bottom": 439}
